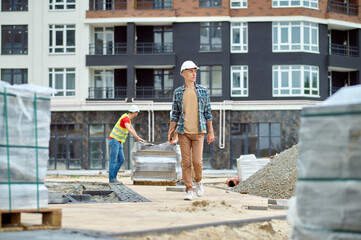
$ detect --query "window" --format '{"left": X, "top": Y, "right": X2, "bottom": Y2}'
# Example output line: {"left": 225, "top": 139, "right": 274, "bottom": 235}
{"left": 272, "top": 22, "right": 318, "bottom": 53}
{"left": 200, "top": 22, "right": 222, "bottom": 52}
{"left": 230, "top": 0, "right": 247, "bottom": 8}
{"left": 92, "top": 69, "right": 114, "bottom": 99}
{"left": 49, "top": 25, "right": 75, "bottom": 53}
{"left": 1, "top": 25, "right": 28, "bottom": 54}
{"left": 231, "top": 66, "right": 248, "bottom": 97}
{"left": 273, "top": 65, "right": 319, "bottom": 97}
{"left": 94, "top": 27, "right": 114, "bottom": 55}
{"left": 200, "top": 66, "right": 222, "bottom": 96}
{"left": 272, "top": 0, "right": 318, "bottom": 9}
{"left": 49, "top": 68, "right": 76, "bottom": 97}
{"left": 1, "top": 69, "right": 27, "bottom": 84}
{"left": 154, "top": 69, "right": 173, "bottom": 98}
{"left": 231, "top": 122, "right": 282, "bottom": 165}
{"left": 49, "top": 0, "right": 75, "bottom": 10}
{"left": 49, "top": 124, "right": 83, "bottom": 170}
{"left": 231, "top": 22, "right": 248, "bottom": 52}
{"left": 88, "top": 124, "right": 112, "bottom": 169}
{"left": 154, "top": 27, "right": 173, "bottom": 53}
{"left": 1, "top": 0, "right": 28, "bottom": 11}
{"left": 199, "top": 0, "right": 221, "bottom": 8}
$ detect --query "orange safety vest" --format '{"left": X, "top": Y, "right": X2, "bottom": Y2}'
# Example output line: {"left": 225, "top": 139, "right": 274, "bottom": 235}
{"left": 109, "top": 113, "right": 130, "bottom": 143}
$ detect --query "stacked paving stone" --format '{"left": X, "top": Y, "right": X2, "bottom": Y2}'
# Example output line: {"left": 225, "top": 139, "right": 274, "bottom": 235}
{"left": 289, "top": 85, "right": 361, "bottom": 240}
{"left": 0, "top": 81, "right": 54, "bottom": 210}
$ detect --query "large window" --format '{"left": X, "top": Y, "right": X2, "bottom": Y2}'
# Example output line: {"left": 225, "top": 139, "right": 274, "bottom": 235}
{"left": 49, "top": 68, "right": 76, "bottom": 97}
{"left": 88, "top": 124, "right": 112, "bottom": 169}
{"left": 272, "top": 22, "right": 318, "bottom": 53}
{"left": 199, "top": 0, "right": 221, "bottom": 7}
{"left": 49, "top": 25, "right": 75, "bottom": 53}
{"left": 92, "top": 69, "right": 114, "bottom": 99}
{"left": 1, "top": 25, "right": 28, "bottom": 54}
{"left": 230, "top": 0, "right": 247, "bottom": 8}
{"left": 200, "top": 66, "right": 222, "bottom": 96}
{"left": 154, "top": 69, "right": 173, "bottom": 98}
{"left": 230, "top": 122, "right": 282, "bottom": 167}
{"left": 49, "top": 124, "right": 83, "bottom": 170}
{"left": 231, "top": 22, "right": 248, "bottom": 52}
{"left": 154, "top": 26, "right": 173, "bottom": 53}
{"left": 200, "top": 22, "right": 222, "bottom": 52}
{"left": 273, "top": 65, "right": 319, "bottom": 97}
{"left": 1, "top": 0, "right": 28, "bottom": 11}
{"left": 1, "top": 69, "right": 27, "bottom": 84}
{"left": 49, "top": 0, "right": 75, "bottom": 10}
{"left": 231, "top": 66, "right": 248, "bottom": 97}
{"left": 272, "top": 0, "right": 318, "bottom": 9}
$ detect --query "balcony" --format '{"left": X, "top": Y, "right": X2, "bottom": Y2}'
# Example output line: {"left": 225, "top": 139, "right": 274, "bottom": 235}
{"left": 329, "top": 43, "right": 359, "bottom": 57}
{"left": 135, "top": 0, "right": 172, "bottom": 9}
{"left": 88, "top": 87, "right": 127, "bottom": 99}
{"left": 89, "top": 43, "right": 126, "bottom": 55}
{"left": 89, "top": 0, "right": 126, "bottom": 11}
{"left": 136, "top": 87, "right": 173, "bottom": 99}
{"left": 136, "top": 43, "right": 173, "bottom": 54}
{"left": 328, "top": 0, "right": 358, "bottom": 16}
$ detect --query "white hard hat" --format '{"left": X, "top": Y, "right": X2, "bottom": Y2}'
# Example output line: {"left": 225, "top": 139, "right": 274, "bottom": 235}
{"left": 180, "top": 60, "right": 199, "bottom": 75}
{"left": 129, "top": 105, "right": 140, "bottom": 113}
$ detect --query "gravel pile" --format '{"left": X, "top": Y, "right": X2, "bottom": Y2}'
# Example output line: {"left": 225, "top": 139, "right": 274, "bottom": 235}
{"left": 233, "top": 144, "right": 299, "bottom": 199}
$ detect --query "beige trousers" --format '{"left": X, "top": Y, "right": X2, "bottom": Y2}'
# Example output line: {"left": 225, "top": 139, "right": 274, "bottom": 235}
{"left": 178, "top": 133, "right": 205, "bottom": 192}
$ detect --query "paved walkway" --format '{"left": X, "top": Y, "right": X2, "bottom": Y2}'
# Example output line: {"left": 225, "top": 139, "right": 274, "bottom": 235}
{"left": 1, "top": 172, "right": 286, "bottom": 239}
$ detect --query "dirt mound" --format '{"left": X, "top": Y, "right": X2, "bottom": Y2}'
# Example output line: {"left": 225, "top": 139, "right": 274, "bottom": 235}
{"left": 233, "top": 144, "right": 299, "bottom": 199}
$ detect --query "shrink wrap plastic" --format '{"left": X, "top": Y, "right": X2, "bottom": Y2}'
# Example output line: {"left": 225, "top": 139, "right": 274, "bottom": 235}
{"left": 236, "top": 154, "right": 270, "bottom": 181}
{"left": 288, "top": 85, "right": 361, "bottom": 239}
{"left": 0, "top": 81, "right": 55, "bottom": 210}
{"left": 131, "top": 142, "right": 181, "bottom": 182}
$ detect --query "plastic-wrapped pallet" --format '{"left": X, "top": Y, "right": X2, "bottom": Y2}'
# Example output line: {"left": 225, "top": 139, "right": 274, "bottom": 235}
{"left": 288, "top": 84, "right": 361, "bottom": 239}
{"left": 236, "top": 154, "right": 270, "bottom": 181}
{"left": 0, "top": 81, "right": 55, "bottom": 210}
{"left": 131, "top": 142, "right": 181, "bottom": 183}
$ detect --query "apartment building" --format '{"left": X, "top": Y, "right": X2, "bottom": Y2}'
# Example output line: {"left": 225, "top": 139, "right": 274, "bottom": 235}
{"left": 1, "top": 0, "right": 360, "bottom": 170}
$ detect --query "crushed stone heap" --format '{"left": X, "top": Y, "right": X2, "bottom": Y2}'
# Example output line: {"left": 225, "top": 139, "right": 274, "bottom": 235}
{"left": 233, "top": 144, "right": 299, "bottom": 199}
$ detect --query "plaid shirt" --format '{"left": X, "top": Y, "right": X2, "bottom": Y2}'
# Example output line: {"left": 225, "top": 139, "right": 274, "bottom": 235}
{"left": 171, "top": 83, "right": 212, "bottom": 134}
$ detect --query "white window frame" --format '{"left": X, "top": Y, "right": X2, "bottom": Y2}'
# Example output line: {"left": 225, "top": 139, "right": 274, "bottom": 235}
{"left": 49, "top": 24, "right": 76, "bottom": 54}
{"left": 93, "top": 69, "right": 114, "bottom": 99}
{"left": 231, "top": 65, "right": 248, "bottom": 97}
{"left": 272, "top": 0, "right": 318, "bottom": 9}
{"left": 49, "top": 0, "right": 76, "bottom": 11}
{"left": 272, "top": 65, "right": 319, "bottom": 97}
{"left": 230, "top": 0, "right": 247, "bottom": 8}
{"left": 272, "top": 21, "right": 319, "bottom": 53}
{"left": 49, "top": 68, "right": 76, "bottom": 97}
{"left": 231, "top": 22, "right": 248, "bottom": 53}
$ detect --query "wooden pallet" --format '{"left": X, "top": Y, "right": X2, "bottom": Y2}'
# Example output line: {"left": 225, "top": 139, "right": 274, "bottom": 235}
{"left": 0, "top": 208, "right": 62, "bottom": 232}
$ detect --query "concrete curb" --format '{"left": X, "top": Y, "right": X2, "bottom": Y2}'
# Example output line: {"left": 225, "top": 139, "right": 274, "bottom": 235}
{"left": 112, "top": 215, "right": 286, "bottom": 238}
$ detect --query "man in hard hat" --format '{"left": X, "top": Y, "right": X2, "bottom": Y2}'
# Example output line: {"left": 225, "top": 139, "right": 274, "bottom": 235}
{"left": 168, "top": 60, "right": 215, "bottom": 200}
{"left": 108, "top": 105, "right": 146, "bottom": 183}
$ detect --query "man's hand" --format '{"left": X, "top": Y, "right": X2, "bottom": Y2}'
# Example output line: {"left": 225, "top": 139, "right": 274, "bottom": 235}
{"left": 136, "top": 136, "right": 146, "bottom": 142}
{"left": 207, "top": 131, "right": 214, "bottom": 145}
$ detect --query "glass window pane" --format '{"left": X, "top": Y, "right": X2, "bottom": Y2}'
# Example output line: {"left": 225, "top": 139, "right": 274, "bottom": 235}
{"left": 292, "top": 71, "right": 301, "bottom": 88}
{"left": 259, "top": 123, "right": 269, "bottom": 137}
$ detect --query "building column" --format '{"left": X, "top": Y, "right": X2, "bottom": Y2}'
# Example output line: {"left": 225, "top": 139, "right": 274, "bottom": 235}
{"left": 127, "top": 22, "right": 135, "bottom": 100}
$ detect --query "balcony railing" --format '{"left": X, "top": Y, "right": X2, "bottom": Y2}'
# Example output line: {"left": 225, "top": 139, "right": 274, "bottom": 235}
{"left": 89, "top": 43, "right": 126, "bottom": 55}
{"left": 329, "top": 43, "right": 359, "bottom": 57}
{"left": 328, "top": 0, "right": 358, "bottom": 16}
{"left": 88, "top": 87, "right": 127, "bottom": 99}
{"left": 135, "top": 0, "right": 172, "bottom": 9}
{"left": 136, "top": 42, "right": 173, "bottom": 54}
{"left": 89, "top": 0, "right": 126, "bottom": 10}
{"left": 136, "top": 87, "right": 173, "bottom": 99}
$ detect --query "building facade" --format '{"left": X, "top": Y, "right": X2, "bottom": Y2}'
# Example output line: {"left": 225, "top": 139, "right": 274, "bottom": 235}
{"left": 1, "top": 0, "right": 360, "bottom": 170}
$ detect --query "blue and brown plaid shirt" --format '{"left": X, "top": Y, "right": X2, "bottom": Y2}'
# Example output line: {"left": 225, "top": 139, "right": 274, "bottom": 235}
{"left": 171, "top": 83, "right": 212, "bottom": 134}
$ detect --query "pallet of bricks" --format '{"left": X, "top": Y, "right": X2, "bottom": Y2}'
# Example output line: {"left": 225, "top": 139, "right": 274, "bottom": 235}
{"left": 0, "top": 81, "right": 61, "bottom": 232}
{"left": 288, "top": 85, "right": 361, "bottom": 240}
